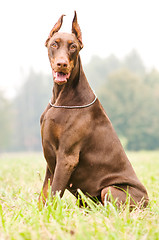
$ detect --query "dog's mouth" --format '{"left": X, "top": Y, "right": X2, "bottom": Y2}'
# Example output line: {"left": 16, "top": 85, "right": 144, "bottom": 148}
{"left": 53, "top": 70, "right": 70, "bottom": 85}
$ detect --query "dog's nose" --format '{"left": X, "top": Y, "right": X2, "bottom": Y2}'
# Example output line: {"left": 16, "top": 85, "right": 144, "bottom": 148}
{"left": 57, "top": 59, "right": 68, "bottom": 68}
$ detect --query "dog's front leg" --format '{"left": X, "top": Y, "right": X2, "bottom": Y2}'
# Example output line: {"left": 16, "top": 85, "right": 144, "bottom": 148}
{"left": 39, "top": 165, "right": 53, "bottom": 207}
{"left": 51, "top": 152, "right": 79, "bottom": 198}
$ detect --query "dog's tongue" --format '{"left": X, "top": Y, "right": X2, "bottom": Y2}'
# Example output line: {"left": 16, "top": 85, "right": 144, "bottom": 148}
{"left": 53, "top": 71, "right": 70, "bottom": 85}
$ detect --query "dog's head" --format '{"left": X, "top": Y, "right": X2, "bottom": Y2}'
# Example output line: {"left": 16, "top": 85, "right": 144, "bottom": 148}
{"left": 45, "top": 11, "right": 83, "bottom": 85}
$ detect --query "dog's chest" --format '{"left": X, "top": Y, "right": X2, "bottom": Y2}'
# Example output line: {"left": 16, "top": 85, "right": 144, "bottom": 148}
{"left": 42, "top": 107, "right": 92, "bottom": 151}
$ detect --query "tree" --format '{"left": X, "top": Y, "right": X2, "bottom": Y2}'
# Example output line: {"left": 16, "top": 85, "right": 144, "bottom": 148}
{"left": 123, "top": 50, "right": 146, "bottom": 76}
{"left": 98, "top": 69, "right": 159, "bottom": 150}
{"left": 84, "top": 54, "right": 121, "bottom": 90}
{"left": 13, "top": 70, "right": 52, "bottom": 151}
{"left": 0, "top": 91, "right": 12, "bottom": 151}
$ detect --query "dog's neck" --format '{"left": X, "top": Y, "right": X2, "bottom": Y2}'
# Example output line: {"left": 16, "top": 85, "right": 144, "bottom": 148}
{"left": 52, "top": 56, "right": 94, "bottom": 106}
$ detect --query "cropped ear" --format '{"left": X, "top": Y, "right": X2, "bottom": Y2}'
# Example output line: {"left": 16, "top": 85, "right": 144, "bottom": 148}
{"left": 45, "top": 14, "right": 65, "bottom": 47}
{"left": 72, "top": 11, "right": 83, "bottom": 49}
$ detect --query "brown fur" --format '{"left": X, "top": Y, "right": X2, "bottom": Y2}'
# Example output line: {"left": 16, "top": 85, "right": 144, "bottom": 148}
{"left": 39, "top": 11, "right": 149, "bottom": 208}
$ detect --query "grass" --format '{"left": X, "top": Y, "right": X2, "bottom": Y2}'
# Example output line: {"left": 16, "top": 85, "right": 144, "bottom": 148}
{"left": 0, "top": 151, "right": 159, "bottom": 239}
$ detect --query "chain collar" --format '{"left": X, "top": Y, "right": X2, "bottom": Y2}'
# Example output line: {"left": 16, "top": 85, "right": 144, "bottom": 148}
{"left": 49, "top": 92, "right": 97, "bottom": 109}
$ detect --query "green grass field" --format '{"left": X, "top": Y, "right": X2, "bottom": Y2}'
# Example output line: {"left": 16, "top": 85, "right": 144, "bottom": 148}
{"left": 0, "top": 151, "right": 159, "bottom": 240}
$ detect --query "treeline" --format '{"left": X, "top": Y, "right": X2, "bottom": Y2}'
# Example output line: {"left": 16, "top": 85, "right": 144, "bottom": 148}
{"left": 0, "top": 50, "right": 159, "bottom": 152}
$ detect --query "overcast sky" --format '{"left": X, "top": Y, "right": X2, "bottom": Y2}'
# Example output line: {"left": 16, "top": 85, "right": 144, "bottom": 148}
{"left": 1, "top": 0, "right": 159, "bottom": 97}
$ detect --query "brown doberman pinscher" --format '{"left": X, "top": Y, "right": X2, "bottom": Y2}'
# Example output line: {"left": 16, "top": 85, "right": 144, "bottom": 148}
{"left": 39, "top": 11, "right": 149, "bottom": 208}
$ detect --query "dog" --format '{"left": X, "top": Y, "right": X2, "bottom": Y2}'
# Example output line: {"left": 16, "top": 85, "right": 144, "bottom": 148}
{"left": 39, "top": 11, "right": 149, "bottom": 208}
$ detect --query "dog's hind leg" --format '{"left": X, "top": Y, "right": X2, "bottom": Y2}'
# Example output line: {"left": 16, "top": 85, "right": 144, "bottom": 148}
{"left": 101, "top": 185, "right": 148, "bottom": 209}
{"left": 101, "top": 186, "right": 130, "bottom": 208}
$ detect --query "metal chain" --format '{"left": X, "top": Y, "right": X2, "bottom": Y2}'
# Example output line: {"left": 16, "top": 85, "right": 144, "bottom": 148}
{"left": 49, "top": 92, "right": 97, "bottom": 109}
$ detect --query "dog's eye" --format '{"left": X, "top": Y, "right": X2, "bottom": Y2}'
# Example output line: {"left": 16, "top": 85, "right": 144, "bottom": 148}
{"left": 70, "top": 44, "right": 77, "bottom": 51}
{"left": 51, "top": 42, "right": 58, "bottom": 49}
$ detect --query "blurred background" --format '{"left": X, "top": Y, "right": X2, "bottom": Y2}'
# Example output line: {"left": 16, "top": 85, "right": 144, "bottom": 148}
{"left": 0, "top": 0, "right": 159, "bottom": 152}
